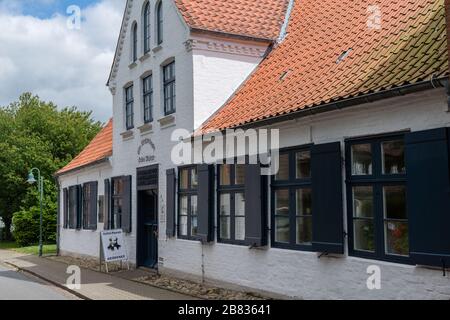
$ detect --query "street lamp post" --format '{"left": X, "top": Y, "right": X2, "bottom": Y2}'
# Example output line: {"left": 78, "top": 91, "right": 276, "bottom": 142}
{"left": 27, "top": 168, "right": 44, "bottom": 257}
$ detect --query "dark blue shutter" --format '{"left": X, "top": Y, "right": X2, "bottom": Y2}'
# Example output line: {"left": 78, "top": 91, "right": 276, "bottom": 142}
{"left": 76, "top": 185, "right": 82, "bottom": 230}
{"left": 197, "top": 164, "right": 213, "bottom": 242}
{"left": 89, "top": 182, "right": 98, "bottom": 230}
{"left": 166, "top": 169, "right": 176, "bottom": 237}
{"left": 245, "top": 164, "right": 267, "bottom": 247}
{"left": 406, "top": 128, "right": 450, "bottom": 267}
{"left": 63, "top": 188, "right": 68, "bottom": 229}
{"left": 121, "top": 176, "right": 132, "bottom": 233}
{"left": 104, "top": 179, "right": 111, "bottom": 230}
{"left": 311, "top": 142, "right": 344, "bottom": 254}
{"left": 68, "top": 186, "right": 77, "bottom": 229}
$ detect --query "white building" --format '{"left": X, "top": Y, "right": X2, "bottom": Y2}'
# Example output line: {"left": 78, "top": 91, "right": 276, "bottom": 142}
{"left": 56, "top": 0, "right": 450, "bottom": 299}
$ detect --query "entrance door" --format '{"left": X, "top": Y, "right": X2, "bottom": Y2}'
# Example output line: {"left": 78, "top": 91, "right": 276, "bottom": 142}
{"left": 138, "top": 189, "right": 158, "bottom": 268}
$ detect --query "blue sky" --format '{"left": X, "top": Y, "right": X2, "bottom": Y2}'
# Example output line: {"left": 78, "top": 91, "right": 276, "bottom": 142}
{"left": 28, "top": 0, "right": 101, "bottom": 18}
{"left": 9, "top": 0, "right": 102, "bottom": 19}
{"left": 0, "top": 0, "right": 125, "bottom": 121}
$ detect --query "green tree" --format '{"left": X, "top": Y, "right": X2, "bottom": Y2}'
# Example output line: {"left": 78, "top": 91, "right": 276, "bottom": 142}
{"left": 0, "top": 93, "right": 102, "bottom": 242}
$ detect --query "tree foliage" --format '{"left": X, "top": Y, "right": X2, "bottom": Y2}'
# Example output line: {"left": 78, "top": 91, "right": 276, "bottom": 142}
{"left": 0, "top": 93, "right": 102, "bottom": 242}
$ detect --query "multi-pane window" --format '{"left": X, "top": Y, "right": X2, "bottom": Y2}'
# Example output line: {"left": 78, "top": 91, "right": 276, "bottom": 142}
{"left": 143, "top": 2, "right": 151, "bottom": 53}
{"left": 132, "top": 23, "right": 138, "bottom": 62}
{"left": 156, "top": 1, "right": 163, "bottom": 45}
{"left": 68, "top": 186, "right": 79, "bottom": 229}
{"left": 82, "top": 183, "right": 97, "bottom": 230}
{"left": 143, "top": 75, "right": 153, "bottom": 123}
{"left": 163, "top": 62, "right": 175, "bottom": 115}
{"left": 178, "top": 167, "right": 198, "bottom": 239}
{"left": 272, "top": 148, "right": 312, "bottom": 250}
{"left": 111, "top": 178, "right": 124, "bottom": 229}
{"left": 125, "top": 85, "right": 134, "bottom": 130}
{"left": 217, "top": 164, "right": 246, "bottom": 243}
{"left": 347, "top": 135, "right": 409, "bottom": 263}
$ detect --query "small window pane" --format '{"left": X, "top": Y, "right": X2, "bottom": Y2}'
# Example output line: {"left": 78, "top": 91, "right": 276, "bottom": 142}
{"left": 113, "top": 179, "right": 123, "bottom": 195}
{"left": 275, "top": 189, "right": 289, "bottom": 216}
{"left": 276, "top": 154, "right": 289, "bottom": 180}
{"left": 190, "top": 196, "right": 198, "bottom": 216}
{"left": 353, "top": 219, "right": 375, "bottom": 252}
{"left": 235, "top": 193, "right": 245, "bottom": 216}
{"left": 220, "top": 165, "right": 231, "bottom": 186}
{"left": 180, "top": 196, "right": 188, "bottom": 216}
{"left": 351, "top": 144, "right": 372, "bottom": 175}
{"left": 275, "top": 189, "right": 290, "bottom": 243}
{"left": 191, "top": 168, "right": 198, "bottom": 188}
{"left": 296, "top": 189, "right": 312, "bottom": 216}
{"left": 235, "top": 165, "right": 245, "bottom": 185}
{"left": 235, "top": 217, "right": 245, "bottom": 241}
{"left": 191, "top": 196, "right": 198, "bottom": 236}
{"left": 383, "top": 186, "right": 406, "bottom": 220}
{"left": 385, "top": 221, "right": 409, "bottom": 256}
{"left": 219, "top": 194, "right": 231, "bottom": 216}
{"left": 296, "top": 217, "right": 312, "bottom": 245}
{"left": 179, "top": 216, "right": 188, "bottom": 236}
{"left": 179, "top": 196, "right": 188, "bottom": 236}
{"left": 275, "top": 216, "right": 290, "bottom": 243}
{"left": 296, "top": 151, "right": 311, "bottom": 179}
{"left": 191, "top": 216, "right": 198, "bottom": 237}
{"left": 353, "top": 186, "right": 373, "bottom": 218}
{"left": 382, "top": 140, "right": 405, "bottom": 174}
{"left": 220, "top": 217, "right": 230, "bottom": 240}
{"left": 219, "top": 193, "right": 231, "bottom": 240}
{"left": 180, "top": 169, "right": 189, "bottom": 189}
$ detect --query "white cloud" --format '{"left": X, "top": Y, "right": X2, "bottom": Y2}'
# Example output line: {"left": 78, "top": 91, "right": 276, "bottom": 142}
{"left": 0, "top": 0, "right": 125, "bottom": 121}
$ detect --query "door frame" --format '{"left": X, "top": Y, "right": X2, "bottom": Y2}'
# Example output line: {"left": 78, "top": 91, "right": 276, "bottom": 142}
{"left": 136, "top": 165, "right": 159, "bottom": 268}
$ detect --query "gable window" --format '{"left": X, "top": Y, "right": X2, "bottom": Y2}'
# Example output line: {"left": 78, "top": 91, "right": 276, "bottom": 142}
{"left": 271, "top": 148, "right": 313, "bottom": 250}
{"left": 178, "top": 166, "right": 198, "bottom": 239}
{"left": 156, "top": 1, "right": 163, "bottom": 45}
{"left": 346, "top": 134, "right": 409, "bottom": 264}
{"left": 163, "top": 62, "right": 176, "bottom": 115}
{"left": 143, "top": 75, "right": 153, "bottom": 123}
{"left": 132, "top": 23, "right": 138, "bottom": 62}
{"left": 125, "top": 85, "right": 134, "bottom": 130}
{"left": 143, "top": 2, "right": 151, "bottom": 53}
{"left": 217, "top": 164, "right": 246, "bottom": 244}
{"left": 82, "top": 182, "right": 98, "bottom": 230}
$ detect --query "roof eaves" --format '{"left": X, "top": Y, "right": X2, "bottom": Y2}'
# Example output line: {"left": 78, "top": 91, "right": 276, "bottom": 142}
{"left": 55, "top": 156, "right": 111, "bottom": 178}
{"left": 228, "top": 76, "right": 449, "bottom": 131}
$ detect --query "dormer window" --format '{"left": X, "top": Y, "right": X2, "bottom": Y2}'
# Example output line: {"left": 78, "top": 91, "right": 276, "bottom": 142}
{"left": 156, "top": 1, "right": 163, "bottom": 45}
{"left": 132, "top": 23, "right": 138, "bottom": 62}
{"left": 143, "top": 2, "right": 151, "bottom": 53}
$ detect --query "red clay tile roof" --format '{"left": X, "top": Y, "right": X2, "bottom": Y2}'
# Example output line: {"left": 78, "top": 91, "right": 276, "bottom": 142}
{"left": 175, "top": 0, "right": 289, "bottom": 40}
{"left": 57, "top": 119, "right": 113, "bottom": 175}
{"left": 200, "top": 0, "right": 449, "bottom": 133}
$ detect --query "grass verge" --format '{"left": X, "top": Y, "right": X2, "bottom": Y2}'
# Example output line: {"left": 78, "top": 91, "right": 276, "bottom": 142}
{"left": 0, "top": 241, "right": 57, "bottom": 255}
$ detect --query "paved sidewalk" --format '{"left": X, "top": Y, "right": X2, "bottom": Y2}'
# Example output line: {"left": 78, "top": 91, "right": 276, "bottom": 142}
{"left": 0, "top": 249, "right": 196, "bottom": 300}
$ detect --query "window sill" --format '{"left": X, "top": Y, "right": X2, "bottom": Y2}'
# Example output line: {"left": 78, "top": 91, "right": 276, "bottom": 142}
{"left": 121, "top": 129, "right": 134, "bottom": 141}
{"left": 138, "top": 122, "right": 153, "bottom": 135}
{"left": 139, "top": 53, "right": 151, "bottom": 62}
{"left": 152, "top": 45, "right": 162, "bottom": 53}
{"left": 158, "top": 114, "right": 176, "bottom": 129}
{"left": 128, "top": 62, "right": 138, "bottom": 69}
